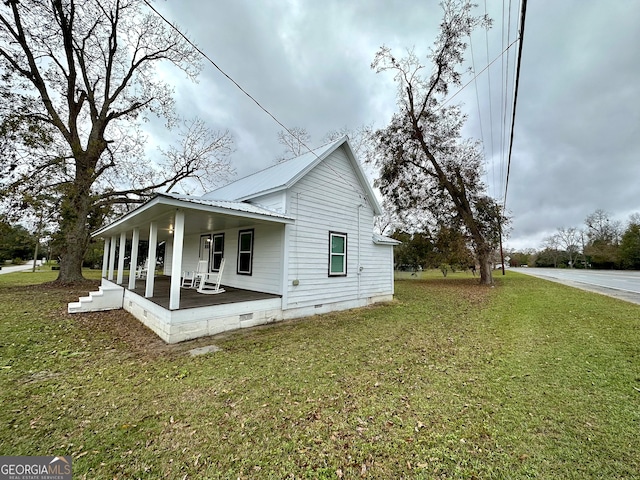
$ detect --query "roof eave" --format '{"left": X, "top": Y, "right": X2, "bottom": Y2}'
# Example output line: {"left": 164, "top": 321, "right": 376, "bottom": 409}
{"left": 336, "top": 137, "right": 384, "bottom": 216}
{"left": 373, "top": 234, "right": 401, "bottom": 246}
{"left": 91, "top": 195, "right": 163, "bottom": 237}
{"left": 91, "top": 194, "right": 294, "bottom": 238}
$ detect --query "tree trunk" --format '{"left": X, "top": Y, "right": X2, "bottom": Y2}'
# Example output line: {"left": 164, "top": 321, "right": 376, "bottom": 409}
{"left": 54, "top": 184, "right": 92, "bottom": 284}
{"left": 31, "top": 237, "right": 39, "bottom": 273}
{"left": 57, "top": 219, "right": 89, "bottom": 283}
{"left": 477, "top": 246, "right": 494, "bottom": 285}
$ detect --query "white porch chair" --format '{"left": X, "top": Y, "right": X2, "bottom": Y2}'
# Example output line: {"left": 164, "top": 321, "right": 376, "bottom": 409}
{"left": 197, "top": 258, "right": 226, "bottom": 295}
{"left": 135, "top": 259, "right": 149, "bottom": 279}
{"left": 181, "top": 259, "right": 208, "bottom": 288}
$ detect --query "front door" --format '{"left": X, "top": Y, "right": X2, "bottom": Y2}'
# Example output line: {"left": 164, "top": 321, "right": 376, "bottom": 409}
{"left": 199, "top": 234, "right": 212, "bottom": 272}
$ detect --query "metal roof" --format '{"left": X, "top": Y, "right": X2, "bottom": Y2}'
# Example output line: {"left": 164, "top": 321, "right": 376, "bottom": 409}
{"left": 200, "top": 136, "right": 382, "bottom": 214}
{"left": 92, "top": 193, "right": 294, "bottom": 240}
{"left": 373, "top": 233, "right": 402, "bottom": 245}
{"left": 162, "top": 193, "right": 293, "bottom": 219}
{"left": 202, "top": 137, "right": 344, "bottom": 201}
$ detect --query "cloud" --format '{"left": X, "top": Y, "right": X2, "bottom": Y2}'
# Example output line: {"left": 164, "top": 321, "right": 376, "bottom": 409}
{"left": 148, "top": 0, "right": 640, "bottom": 251}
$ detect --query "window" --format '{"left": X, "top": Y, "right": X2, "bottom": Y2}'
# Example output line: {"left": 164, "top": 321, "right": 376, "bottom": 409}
{"left": 329, "top": 232, "right": 347, "bottom": 276}
{"left": 212, "top": 233, "right": 224, "bottom": 271}
{"left": 237, "top": 229, "right": 254, "bottom": 275}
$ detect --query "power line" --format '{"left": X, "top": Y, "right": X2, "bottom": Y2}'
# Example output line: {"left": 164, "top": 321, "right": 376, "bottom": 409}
{"left": 483, "top": 0, "right": 496, "bottom": 170}
{"left": 141, "top": 0, "right": 367, "bottom": 200}
{"left": 500, "top": 0, "right": 515, "bottom": 204}
{"left": 503, "top": 0, "right": 527, "bottom": 210}
{"left": 439, "top": 37, "right": 519, "bottom": 110}
{"left": 468, "top": 33, "right": 491, "bottom": 195}
{"left": 499, "top": 0, "right": 505, "bottom": 201}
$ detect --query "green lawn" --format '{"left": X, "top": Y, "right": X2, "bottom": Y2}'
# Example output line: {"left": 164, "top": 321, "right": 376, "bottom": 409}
{"left": 1, "top": 269, "right": 639, "bottom": 479}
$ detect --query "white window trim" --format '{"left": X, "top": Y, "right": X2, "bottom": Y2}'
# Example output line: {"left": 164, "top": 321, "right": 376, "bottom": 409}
{"left": 329, "top": 231, "right": 347, "bottom": 277}
{"left": 212, "top": 233, "right": 224, "bottom": 272}
{"left": 237, "top": 229, "right": 254, "bottom": 276}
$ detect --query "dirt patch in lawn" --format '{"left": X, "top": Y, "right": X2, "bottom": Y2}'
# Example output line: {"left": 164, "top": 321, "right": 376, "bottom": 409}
{"left": 66, "top": 292, "right": 224, "bottom": 360}
{"left": 71, "top": 308, "right": 180, "bottom": 358}
{"left": 10, "top": 282, "right": 186, "bottom": 360}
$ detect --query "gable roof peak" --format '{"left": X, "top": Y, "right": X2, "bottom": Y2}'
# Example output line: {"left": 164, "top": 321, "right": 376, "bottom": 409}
{"left": 200, "top": 135, "right": 382, "bottom": 215}
{"left": 201, "top": 136, "right": 348, "bottom": 202}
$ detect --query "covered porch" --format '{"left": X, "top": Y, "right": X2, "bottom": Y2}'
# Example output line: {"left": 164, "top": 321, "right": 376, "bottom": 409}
{"left": 129, "top": 275, "right": 281, "bottom": 310}
{"left": 69, "top": 193, "right": 294, "bottom": 342}
{"left": 70, "top": 273, "right": 285, "bottom": 343}
{"left": 93, "top": 193, "right": 294, "bottom": 311}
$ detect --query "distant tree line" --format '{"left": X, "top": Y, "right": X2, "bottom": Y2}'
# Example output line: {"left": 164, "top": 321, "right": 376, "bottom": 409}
{"left": 509, "top": 209, "right": 640, "bottom": 270}
{"left": 0, "top": 219, "right": 108, "bottom": 268}
{"left": 0, "top": 221, "right": 44, "bottom": 264}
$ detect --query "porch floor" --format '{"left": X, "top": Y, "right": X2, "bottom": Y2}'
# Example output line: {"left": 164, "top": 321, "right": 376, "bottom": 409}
{"left": 128, "top": 275, "right": 281, "bottom": 310}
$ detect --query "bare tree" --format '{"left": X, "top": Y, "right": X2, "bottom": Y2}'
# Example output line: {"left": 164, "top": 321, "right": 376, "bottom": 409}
{"left": 540, "top": 234, "right": 560, "bottom": 268}
{"left": 373, "top": 208, "right": 396, "bottom": 236}
{"left": 583, "top": 209, "right": 622, "bottom": 268}
{"left": 323, "top": 124, "right": 375, "bottom": 162}
{"left": 557, "top": 227, "right": 581, "bottom": 268}
{"left": 0, "top": 0, "right": 232, "bottom": 283}
{"left": 370, "top": 0, "right": 502, "bottom": 285}
{"left": 585, "top": 209, "right": 622, "bottom": 244}
{"left": 274, "top": 127, "right": 311, "bottom": 162}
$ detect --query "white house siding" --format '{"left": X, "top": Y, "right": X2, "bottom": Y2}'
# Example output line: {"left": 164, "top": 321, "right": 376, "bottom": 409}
{"left": 165, "top": 223, "right": 284, "bottom": 295}
{"left": 360, "top": 242, "right": 395, "bottom": 298}
{"left": 163, "top": 237, "right": 173, "bottom": 275}
{"left": 285, "top": 147, "right": 389, "bottom": 309}
{"left": 248, "top": 191, "right": 286, "bottom": 214}
{"left": 223, "top": 223, "right": 283, "bottom": 294}
{"left": 178, "top": 234, "right": 200, "bottom": 274}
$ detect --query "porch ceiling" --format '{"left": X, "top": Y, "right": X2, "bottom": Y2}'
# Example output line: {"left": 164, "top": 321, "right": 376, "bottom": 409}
{"left": 93, "top": 195, "right": 293, "bottom": 241}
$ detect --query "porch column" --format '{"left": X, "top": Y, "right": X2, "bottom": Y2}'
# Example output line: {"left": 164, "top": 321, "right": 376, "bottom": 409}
{"left": 116, "top": 231, "right": 127, "bottom": 284}
{"left": 108, "top": 235, "right": 117, "bottom": 281}
{"left": 169, "top": 210, "right": 185, "bottom": 310}
{"left": 101, "top": 237, "right": 110, "bottom": 278}
{"left": 145, "top": 222, "right": 158, "bottom": 298}
{"left": 128, "top": 227, "right": 140, "bottom": 290}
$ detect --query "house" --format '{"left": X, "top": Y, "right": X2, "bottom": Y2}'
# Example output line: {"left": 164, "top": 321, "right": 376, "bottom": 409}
{"left": 68, "top": 136, "right": 400, "bottom": 343}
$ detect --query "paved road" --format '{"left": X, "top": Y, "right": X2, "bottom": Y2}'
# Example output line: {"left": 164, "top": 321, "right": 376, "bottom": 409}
{"left": 0, "top": 260, "right": 43, "bottom": 275}
{"left": 514, "top": 268, "right": 640, "bottom": 305}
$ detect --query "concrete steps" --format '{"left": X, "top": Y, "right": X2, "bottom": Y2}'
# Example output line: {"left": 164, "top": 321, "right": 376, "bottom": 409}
{"left": 68, "top": 282, "right": 124, "bottom": 313}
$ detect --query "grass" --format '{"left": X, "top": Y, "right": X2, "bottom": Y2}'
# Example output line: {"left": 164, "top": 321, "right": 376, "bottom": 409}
{"left": 0, "top": 268, "right": 639, "bottom": 479}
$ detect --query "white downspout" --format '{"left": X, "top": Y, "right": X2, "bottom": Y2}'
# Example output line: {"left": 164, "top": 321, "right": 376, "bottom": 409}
{"left": 357, "top": 204, "right": 363, "bottom": 300}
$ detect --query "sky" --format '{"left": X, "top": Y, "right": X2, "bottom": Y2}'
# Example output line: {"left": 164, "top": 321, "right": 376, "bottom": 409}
{"left": 146, "top": 0, "right": 640, "bottom": 251}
